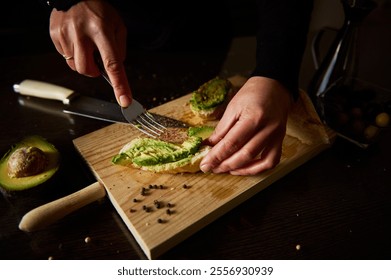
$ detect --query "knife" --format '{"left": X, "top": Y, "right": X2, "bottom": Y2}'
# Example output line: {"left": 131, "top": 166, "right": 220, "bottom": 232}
{"left": 13, "top": 79, "right": 188, "bottom": 128}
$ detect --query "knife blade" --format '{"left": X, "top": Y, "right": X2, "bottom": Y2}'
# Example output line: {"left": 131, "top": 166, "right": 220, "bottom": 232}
{"left": 13, "top": 79, "right": 188, "bottom": 128}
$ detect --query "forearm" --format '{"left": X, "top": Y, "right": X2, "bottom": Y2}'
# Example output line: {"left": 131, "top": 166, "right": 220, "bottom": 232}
{"left": 252, "top": 0, "right": 314, "bottom": 98}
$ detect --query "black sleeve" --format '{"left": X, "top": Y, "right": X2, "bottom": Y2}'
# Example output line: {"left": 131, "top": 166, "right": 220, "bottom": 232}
{"left": 252, "top": 0, "right": 314, "bottom": 99}
{"left": 44, "top": 0, "right": 82, "bottom": 11}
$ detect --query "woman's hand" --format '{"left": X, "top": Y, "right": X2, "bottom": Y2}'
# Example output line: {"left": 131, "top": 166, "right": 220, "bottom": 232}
{"left": 49, "top": 0, "right": 132, "bottom": 107}
{"left": 200, "top": 76, "right": 292, "bottom": 175}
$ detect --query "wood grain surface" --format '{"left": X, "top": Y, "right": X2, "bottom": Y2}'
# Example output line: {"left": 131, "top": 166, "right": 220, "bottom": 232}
{"left": 73, "top": 90, "right": 333, "bottom": 259}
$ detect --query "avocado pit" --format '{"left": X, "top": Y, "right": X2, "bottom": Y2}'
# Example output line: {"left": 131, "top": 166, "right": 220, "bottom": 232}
{"left": 7, "top": 146, "right": 47, "bottom": 178}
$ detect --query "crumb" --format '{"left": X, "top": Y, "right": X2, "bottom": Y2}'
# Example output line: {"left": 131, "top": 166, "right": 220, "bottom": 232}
{"left": 295, "top": 244, "right": 301, "bottom": 251}
{"left": 84, "top": 236, "right": 92, "bottom": 244}
{"left": 48, "top": 256, "right": 54, "bottom": 260}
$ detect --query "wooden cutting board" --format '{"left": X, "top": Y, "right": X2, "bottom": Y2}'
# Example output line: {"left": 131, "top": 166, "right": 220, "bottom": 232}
{"left": 73, "top": 88, "right": 333, "bottom": 259}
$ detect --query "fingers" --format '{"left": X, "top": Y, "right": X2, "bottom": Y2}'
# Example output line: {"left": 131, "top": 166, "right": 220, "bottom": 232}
{"left": 202, "top": 122, "right": 284, "bottom": 176}
{"left": 199, "top": 77, "right": 291, "bottom": 175}
{"left": 95, "top": 31, "right": 132, "bottom": 107}
{"left": 229, "top": 142, "right": 283, "bottom": 176}
{"left": 200, "top": 116, "right": 263, "bottom": 172}
{"left": 202, "top": 119, "right": 284, "bottom": 173}
{"left": 49, "top": 2, "right": 132, "bottom": 108}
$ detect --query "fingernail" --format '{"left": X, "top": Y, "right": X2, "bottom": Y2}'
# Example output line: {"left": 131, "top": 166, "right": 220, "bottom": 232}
{"left": 200, "top": 163, "right": 212, "bottom": 173}
{"left": 119, "top": 95, "right": 131, "bottom": 107}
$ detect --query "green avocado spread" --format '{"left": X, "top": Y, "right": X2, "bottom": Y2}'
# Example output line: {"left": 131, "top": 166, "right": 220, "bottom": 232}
{"left": 112, "top": 126, "right": 214, "bottom": 169}
{"left": 189, "top": 77, "right": 232, "bottom": 111}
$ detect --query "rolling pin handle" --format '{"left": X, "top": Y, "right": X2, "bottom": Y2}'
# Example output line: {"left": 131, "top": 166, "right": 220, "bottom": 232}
{"left": 18, "top": 181, "right": 106, "bottom": 232}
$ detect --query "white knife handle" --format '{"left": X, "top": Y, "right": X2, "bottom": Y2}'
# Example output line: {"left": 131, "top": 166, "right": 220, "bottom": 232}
{"left": 18, "top": 181, "right": 106, "bottom": 232}
{"left": 13, "top": 79, "right": 77, "bottom": 105}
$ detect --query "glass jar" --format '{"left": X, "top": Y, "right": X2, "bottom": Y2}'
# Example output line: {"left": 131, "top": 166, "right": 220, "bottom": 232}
{"left": 308, "top": 0, "right": 391, "bottom": 148}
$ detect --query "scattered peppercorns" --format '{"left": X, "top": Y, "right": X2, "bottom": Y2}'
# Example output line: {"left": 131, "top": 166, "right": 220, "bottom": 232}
{"left": 154, "top": 200, "right": 162, "bottom": 209}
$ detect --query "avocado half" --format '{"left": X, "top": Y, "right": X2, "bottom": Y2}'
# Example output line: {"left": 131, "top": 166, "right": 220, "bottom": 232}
{"left": 0, "top": 135, "right": 60, "bottom": 193}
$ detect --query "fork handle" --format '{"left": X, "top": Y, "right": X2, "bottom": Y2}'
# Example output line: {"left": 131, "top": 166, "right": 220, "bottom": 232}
{"left": 94, "top": 52, "right": 113, "bottom": 86}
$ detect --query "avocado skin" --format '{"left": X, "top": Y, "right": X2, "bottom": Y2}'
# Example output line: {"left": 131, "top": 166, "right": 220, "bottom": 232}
{"left": 189, "top": 77, "right": 232, "bottom": 111}
{"left": 0, "top": 135, "right": 60, "bottom": 194}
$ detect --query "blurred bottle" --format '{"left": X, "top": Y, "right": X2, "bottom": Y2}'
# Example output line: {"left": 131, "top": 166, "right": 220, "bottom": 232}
{"left": 307, "top": 0, "right": 391, "bottom": 148}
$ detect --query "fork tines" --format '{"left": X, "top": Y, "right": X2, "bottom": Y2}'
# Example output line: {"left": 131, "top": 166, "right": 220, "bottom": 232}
{"left": 132, "top": 112, "right": 167, "bottom": 138}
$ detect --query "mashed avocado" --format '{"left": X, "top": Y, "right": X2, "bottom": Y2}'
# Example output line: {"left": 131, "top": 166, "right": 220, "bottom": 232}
{"left": 189, "top": 77, "right": 232, "bottom": 111}
{"left": 112, "top": 126, "right": 214, "bottom": 172}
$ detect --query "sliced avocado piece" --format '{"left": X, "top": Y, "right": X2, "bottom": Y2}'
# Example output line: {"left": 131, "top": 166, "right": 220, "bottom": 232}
{"left": 112, "top": 134, "right": 202, "bottom": 167}
{"left": 188, "top": 126, "right": 214, "bottom": 140}
{"left": 112, "top": 126, "right": 215, "bottom": 172}
{"left": 189, "top": 77, "right": 232, "bottom": 111}
{"left": 0, "top": 135, "right": 60, "bottom": 192}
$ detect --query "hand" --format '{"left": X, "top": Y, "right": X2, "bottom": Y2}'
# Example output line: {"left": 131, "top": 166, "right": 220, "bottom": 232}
{"left": 49, "top": 0, "right": 132, "bottom": 107}
{"left": 200, "top": 76, "right": 292, "bottom": 175}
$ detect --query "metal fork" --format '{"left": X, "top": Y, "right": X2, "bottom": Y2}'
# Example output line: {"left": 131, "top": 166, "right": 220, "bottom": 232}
{"left": 95, "top": 55, "right": 168, "bottom": 138}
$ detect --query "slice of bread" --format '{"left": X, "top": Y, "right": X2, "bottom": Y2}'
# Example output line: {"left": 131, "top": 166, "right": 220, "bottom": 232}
{"left": 190, "top": 77, "right": 236, "bottom": 121}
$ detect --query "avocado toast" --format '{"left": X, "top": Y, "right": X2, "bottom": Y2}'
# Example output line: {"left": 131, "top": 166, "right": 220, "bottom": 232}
{"left": 112, "top": 126, "right": 213, "bottom": 174}
{"left": 189, "top": 77, "right": 235, "bottom": 120}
